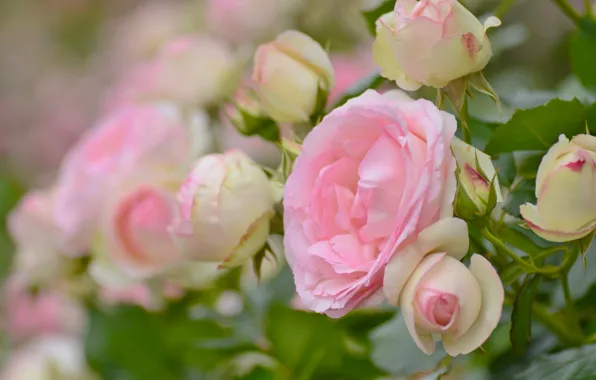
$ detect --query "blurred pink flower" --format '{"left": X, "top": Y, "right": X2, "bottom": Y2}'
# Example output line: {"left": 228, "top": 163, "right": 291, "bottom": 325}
{"left": 328, "top": 50, "right": 377, "bottom": 104}
{"left": 99, "top": 282, "right": 183, "bottom": 311}
{"left": 2, "top": 276, "right": 85, "bottom": 342}
{"left": 206, "top": 0, "right": 302, "bottom": 45}
{"left": 106, "top": 34, "right": 237, "bottom": 110}
{"left": 52, "top": 104, "right": 197, "bottom": 256}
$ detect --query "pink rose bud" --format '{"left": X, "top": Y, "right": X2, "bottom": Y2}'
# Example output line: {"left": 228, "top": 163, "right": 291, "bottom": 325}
{"left": 284, "top": 90, "right": 457, "bottom": 317}
{"left": 52, "top": 104, "right": 203, "bottom": 255}
{"left": 521, "top": 134, "right": 596, "bottom": 242}
{"left": 383, "top": 219, "right": 504, "bottom": 356}
{"left": 252, "top": 30, "right": 334, "bottom": 123}
{"left": 373, "top": 0, "right": 501, "bottom": 90}
{"left": 0, "top": 335, "right": 95, "bottom": 380}
{"left": 93, "top": 171, "right": 184, "bottom": 280}
{"left": 451, "top": 137, "right": 502, "bottom": 217}
{"left": 169, "top": 150, "right": 279, "bottom": 268}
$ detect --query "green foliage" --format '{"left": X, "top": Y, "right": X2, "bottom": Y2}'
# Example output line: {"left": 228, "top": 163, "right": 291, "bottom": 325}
{"left": 571, "top": 18, "right": 596, "bottom": 91}
{"left": 233, "top": 108, "right": 281, "bottom": 143}
{"left": 516, "top": 344, "right": 596, "bottom": 380}
{"left": 485, "top": 98, "right": 588, "bottom": 154}
{"left": 510, "top": 276, "right": 540, "bottom": 356}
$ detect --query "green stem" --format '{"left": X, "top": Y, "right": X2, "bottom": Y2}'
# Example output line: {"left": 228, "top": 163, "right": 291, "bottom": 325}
{"left": 495, "top": 0, "right": 517, "bottom": 18}
{"left": 551, "top": 0, "right": 582, "bottom": 25}
{"left": 461, "top": 96, "right": 471, "bottom": 144}
{"left": 585, "top": 0, "right": 593, "bottom": 17}
{"left": 481, "top": 228, "right": 560, "bottom": 276}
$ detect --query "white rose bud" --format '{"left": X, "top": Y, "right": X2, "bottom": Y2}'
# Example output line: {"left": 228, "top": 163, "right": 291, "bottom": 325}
{"left": 373, "top": 0, "right": 501, "bottom": 90}
{"left": 521, "top": 134, "right": 596, "bottom": 242}
{"left": 252, "top": 30, "right": 334, "bottom": 123}
{"left": 451, "top": 137, "right": 502, "bottom": 217}
{"left": 383, "top": 219, "right": 504, "bottom": 356}
{"left": 169, "top": 150, "right": 279, "bottom": 268}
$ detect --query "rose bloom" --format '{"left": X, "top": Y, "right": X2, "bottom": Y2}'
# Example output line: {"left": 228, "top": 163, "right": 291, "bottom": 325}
{"left": 373, "top": 0, "right": 500, "bottom": 90}
{"left": 93, "top": 169, "right": 185, "bottom": 280}
{"left": 521, "top": 134, "right": 596, "bottom": 242}
{"left": 383, "top": 219, "right": 504, "bottom": 356}
{"left": 2, "top": 276, "right": 85, "bottom": 342}
{"left": 284, "top": 90, "right": 456, "bottom": 317}
{"left": 52, "top": 104, "right": 207, "bottom": 255}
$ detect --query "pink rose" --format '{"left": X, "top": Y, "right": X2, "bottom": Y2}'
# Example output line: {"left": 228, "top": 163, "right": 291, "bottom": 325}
{"left": 93, "top": 171, "right": 184, "bottom": 280}
{"left": 52, "top": 105, "right": 197, "bottom": 255}
{"left": 284, "top": 90, "right": 457, "bottom": 317}
{"left": 3, "top": 276, "right": 85, "bottom": 342}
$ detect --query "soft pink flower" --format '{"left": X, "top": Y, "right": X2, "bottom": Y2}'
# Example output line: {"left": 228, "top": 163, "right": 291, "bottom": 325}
{"left": 99, "top": 282, "right": 184, "bottom": 311}
{"left": 2, "top": 276, "right": 85, "bottom": 342}
{"left": 283, "top": 90, "right": 457, "bottom": 317}
{"left": 94, "top": 171, "right": 184, "bottom": 280}
{"left": 52, "top": 105, "right": 196, "bottom": 255}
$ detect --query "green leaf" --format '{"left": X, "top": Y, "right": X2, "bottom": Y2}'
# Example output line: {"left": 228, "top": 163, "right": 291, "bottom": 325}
{"left": 518, "top": 153, "right": 544, "bottom": 180}
{"left": 516, "top": 344, "right": 596, "bottom": 380}
{"left": 510, "top": 275, "right": 540, "bottom": 356}
{"left": 579, "top": 230, "right": 595, "bottom": 267}
{"left": 485, "top": 98, "right": 587, "bottom": 154}
{"left": 499, "top": 226, "right": 544, "bottom": 256}
{"left": 362, "top": 1, "right": 394, "bottom": 35}
{"left": 493, "top": 153, "right": 516, "bottom": 188}
{"left": 234, "top": 108, "right": 281, "bottom": 143}
{"left": 503, "top": 179, "right": 536, "bottom": 218}
{"left": 331, "top": 72, "right": 385, "bottom": 109}
{"left": 571, "top": 18, "right": 596, "bottom": 91}
{"left": 468, "top": 71, "right": 501, "bottom": 109}
{"left": 370, "top": 314, "right": 445, "bottom": 376}
{"left": 265, "top": 304, "right": 346, "bottom": 377}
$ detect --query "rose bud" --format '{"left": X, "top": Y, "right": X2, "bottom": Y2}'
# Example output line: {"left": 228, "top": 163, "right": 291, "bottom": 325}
{"left": 451, "top": 137, "right": 502, "bottom": 218}
{"left": 521, "top": 134, "right": 596, "bottom": 242}
{"left": 373, "top": 0, "right": 501, "bottom": 91}
{"left": 384, "top": 219, "right": 503, "bottom": 356}
{"left": 252, "top": 30, "right": 334, "bottom": 123}
{"left": 169, "top": 150, "right": 280, "bottom": 268}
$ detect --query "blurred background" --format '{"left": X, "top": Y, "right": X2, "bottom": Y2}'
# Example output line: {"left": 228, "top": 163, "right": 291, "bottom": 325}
{"left": 0, "top": 0, "right": 594, "bottom": 379}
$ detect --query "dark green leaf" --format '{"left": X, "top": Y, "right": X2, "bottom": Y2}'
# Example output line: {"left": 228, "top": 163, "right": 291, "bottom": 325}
{"left": 571, "top": 18, "right": 596, "bottom": 91}
{"left": 518, "top": 153, "right": 544, "bottom": 180}
{"left": 485, "top": 98, "right": 587, "bottom": 154}
{"left": 516, "top": 344, "right": 596, "bottom": 380}
{"left": 510, "top": 276, "right": 540, "bottom": 356}
{"left": 362, "top": 1, "right": 394, "bottom": 35}
{"left": 331, "top": 72, "right": 385, "bottom": 109}
{"left": 499, "top": 226, "right": 543, "bottom": 256}
{"left": 493, "top": 153, "right": 516, "bottom": 188}
{"left": 503, "top": 179, "right": 536, "bottom": 218}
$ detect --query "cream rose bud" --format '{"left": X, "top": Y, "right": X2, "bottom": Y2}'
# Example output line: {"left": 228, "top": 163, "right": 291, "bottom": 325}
{"left": 169, "top": 150, "right": 279, "bottom": 268}
{"left": 521, "top": 134, "right": 596, "bottom": 242}
{"left": 383, "top": 219, "right": 504, "bottom": 356}
{"left": 373, "top": 0, "right": 501, "bottom": 91}
{"left": 451, "top": 137, "right": 502, "bottom": 216}
{"left": 252, "top": 30, "right": 334, "bottom": 123}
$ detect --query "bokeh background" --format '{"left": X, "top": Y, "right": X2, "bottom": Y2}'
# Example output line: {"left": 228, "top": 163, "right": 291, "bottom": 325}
{"left": 0, "top": 0, "right": 595, "bottom": 379}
